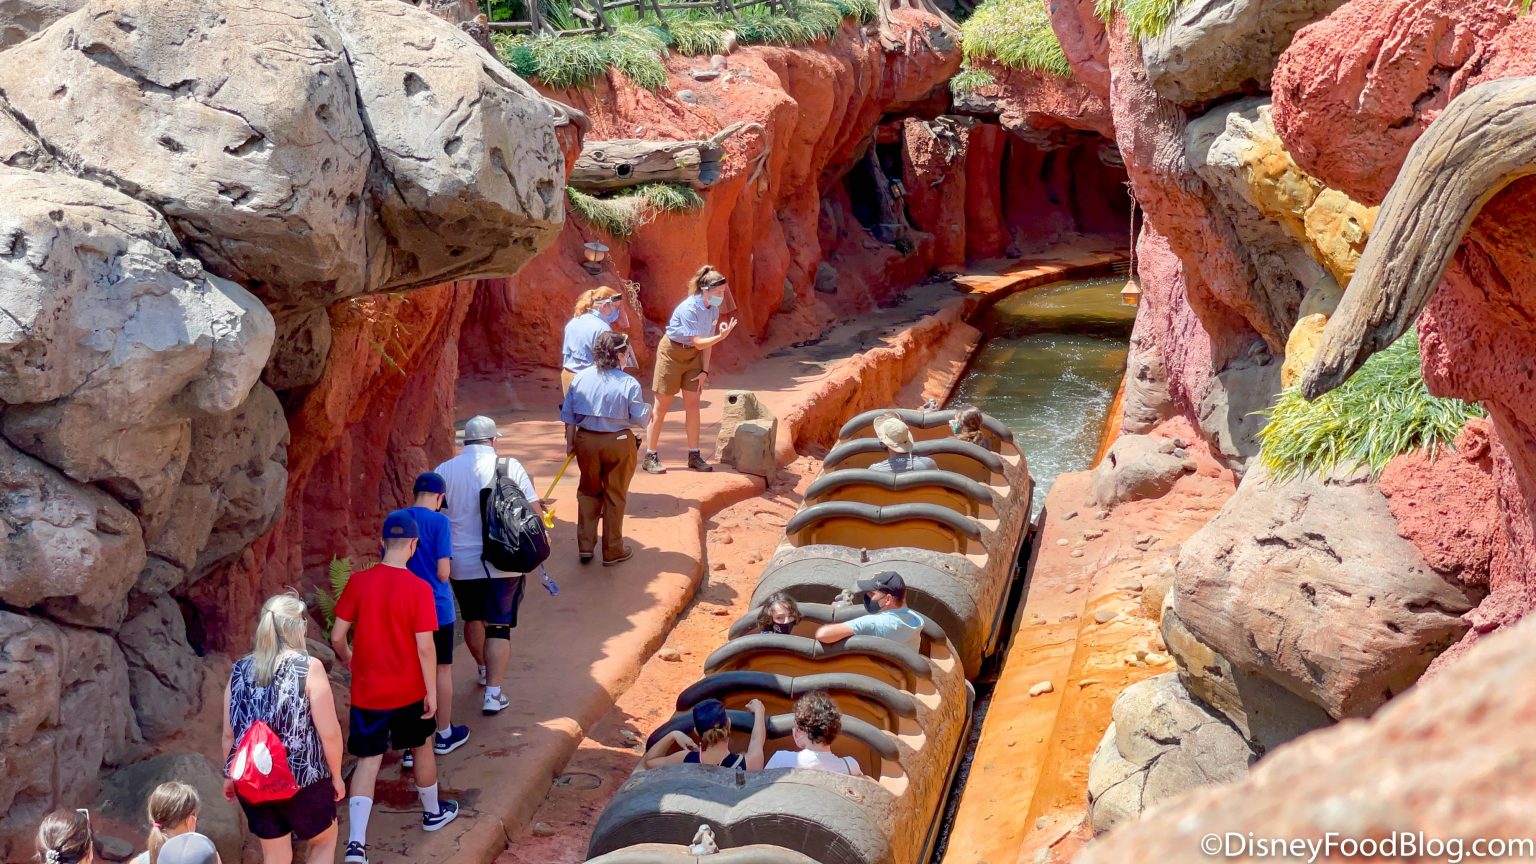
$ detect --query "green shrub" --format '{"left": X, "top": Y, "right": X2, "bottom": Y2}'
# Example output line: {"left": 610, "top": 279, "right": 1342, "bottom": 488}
{"left": 960, "top": 0, "right": 1071, "bottom": 77}
{"left": 567, "top": 183, "right": 706, "bottom": 237}
{"left": 950, "top": 64, "right": 997, "bottom": 94}
{"left": 493, "top": 24, "right": 670, "bottom": 90}
{"left": 1257, "top": 330, "right": 1486, "bottom": 481}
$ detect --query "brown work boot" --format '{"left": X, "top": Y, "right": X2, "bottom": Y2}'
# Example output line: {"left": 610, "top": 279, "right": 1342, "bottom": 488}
{"left": 687, "top": 450, "right": 713, "bottom": 472}
{"left": 603, "top": 545, "right": 635, "bottom": 567}
{"left": 641, "top": 452, "right": 666, "bottom": 474}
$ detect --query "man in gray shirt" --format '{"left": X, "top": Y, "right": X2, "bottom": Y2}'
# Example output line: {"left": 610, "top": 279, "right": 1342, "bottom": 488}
{"left": 869, "top": 413, "right": 937, "bottom": 473}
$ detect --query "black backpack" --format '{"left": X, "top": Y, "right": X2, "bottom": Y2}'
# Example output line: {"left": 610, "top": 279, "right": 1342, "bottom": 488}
{"left": 480, "top": 457, "right": 551, "bottom": 573}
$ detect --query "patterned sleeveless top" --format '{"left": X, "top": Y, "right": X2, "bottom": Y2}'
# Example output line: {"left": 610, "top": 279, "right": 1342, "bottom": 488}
{"left": 227, "top": 652, "right": 328, "bottom": 787}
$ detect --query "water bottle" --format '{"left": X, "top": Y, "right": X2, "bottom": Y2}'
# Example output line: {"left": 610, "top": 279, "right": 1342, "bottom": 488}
{"left": 540, "top": 565, "right": 559, "bottom": 597}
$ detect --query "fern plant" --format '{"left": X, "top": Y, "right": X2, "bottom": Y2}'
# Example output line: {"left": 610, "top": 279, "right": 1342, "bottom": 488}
{"left": 1257, "top": 330, "right": 1486, "bottom": 481}
{"left": 315, "top": 556, "right": 352, "bottom": 640}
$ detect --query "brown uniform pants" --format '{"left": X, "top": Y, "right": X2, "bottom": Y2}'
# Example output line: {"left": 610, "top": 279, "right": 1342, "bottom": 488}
{"left": 574, "top": 427, "right": 638, "bottom": 560}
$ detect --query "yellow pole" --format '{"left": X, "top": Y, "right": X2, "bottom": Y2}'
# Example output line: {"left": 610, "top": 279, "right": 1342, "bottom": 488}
{"left": 541, "top": 453, "right": 577, "bottom": 528}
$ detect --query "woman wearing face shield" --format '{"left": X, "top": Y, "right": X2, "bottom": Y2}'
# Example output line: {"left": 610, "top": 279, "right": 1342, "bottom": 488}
{"left": 641, "top": 265, "right": 739, "bottom": 474}
{"left": 562, "top": 286, "right": 630, "bottom": 395}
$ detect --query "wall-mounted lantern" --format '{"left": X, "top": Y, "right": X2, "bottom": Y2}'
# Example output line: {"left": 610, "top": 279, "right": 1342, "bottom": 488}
{"left": 582, "top": 241, "right": 609, "bottom": 275}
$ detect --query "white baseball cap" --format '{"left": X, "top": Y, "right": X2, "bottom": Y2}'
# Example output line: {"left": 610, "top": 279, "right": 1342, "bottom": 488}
{"left": 464, "top": 415, "right": 501, "bottom": 441}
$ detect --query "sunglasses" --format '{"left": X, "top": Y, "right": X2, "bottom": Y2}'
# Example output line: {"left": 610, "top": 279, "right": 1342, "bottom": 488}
{"left": 595, "top": 296, "right": 621, "bottom": 306}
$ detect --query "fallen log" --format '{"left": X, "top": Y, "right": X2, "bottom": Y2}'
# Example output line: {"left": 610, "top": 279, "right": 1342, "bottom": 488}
{"left": 569, "top": 121, "right": 761, "bottom": 192}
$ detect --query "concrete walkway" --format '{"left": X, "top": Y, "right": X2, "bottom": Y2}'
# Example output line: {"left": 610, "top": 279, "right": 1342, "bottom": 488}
{"left": 355, "top": 246, "right": 1125, "bottom": 864}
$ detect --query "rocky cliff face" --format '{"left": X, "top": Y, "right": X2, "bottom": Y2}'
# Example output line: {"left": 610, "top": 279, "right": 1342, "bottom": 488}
{"left": 0, "top": 0, "right": 566, "bottom": 853}
{"left": 995, "top": 0, "right": 1536, "bottom": 848}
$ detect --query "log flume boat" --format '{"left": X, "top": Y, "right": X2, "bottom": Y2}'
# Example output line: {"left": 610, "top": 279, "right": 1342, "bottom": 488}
{"left": 586, "top": 408, "right": 1033, "bottom": 864}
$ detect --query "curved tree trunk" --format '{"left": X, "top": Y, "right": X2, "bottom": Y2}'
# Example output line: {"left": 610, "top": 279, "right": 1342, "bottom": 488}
{"left": 1300, "top": 76, "right": 1536, "bottom": 400}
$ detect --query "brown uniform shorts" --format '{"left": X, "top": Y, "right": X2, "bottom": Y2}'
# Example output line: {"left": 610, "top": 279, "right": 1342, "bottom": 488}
{"left": 652, "top": 336, "right": 704, "bottom": 396}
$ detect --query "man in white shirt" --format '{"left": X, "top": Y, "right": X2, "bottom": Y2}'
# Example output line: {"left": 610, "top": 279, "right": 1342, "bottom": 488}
{"left": 434, "top": 415, "right": 544, "bottom": 715}
{"left": 813, "top": 571, "right": 923, "bottom": 652}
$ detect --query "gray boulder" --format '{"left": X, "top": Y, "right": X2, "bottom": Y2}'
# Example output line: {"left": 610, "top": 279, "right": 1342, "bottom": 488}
{"left": 1086, "top": 673, "right": 1256, "bottom": 835}
{"left": 0, "top": 167, "right": 273, "bottom": 528}
{"left": 0, "top": 611, "right": 139, "bottom": 860}
{"left": 1161, "top": 599, "right": 1333, "bottom": 753}
{"left": 1142, "top": 0, "right": 1352, "bottom": 105}
{"left": 1090, "top": 434, "right": 1193, "bottom": 506}
{"left": 1119, "top": 334, "right": 1174, "bottom": 434}
{"left": 117, "top": 595, "right": 204, "bottom": 742}
{"left": 1197, "top": 354, "right": 1281, "bottom": 471}
{"left": 1174, "top": 468, "right": 1478, "bottom": 719}
{"left": 0, "top": 440, "right": 145, "bottom": 627}
{"left": 0, "top": 0, "right": 564, "bottom": 308}
{"left": 96, "top": 753, "right": 240, "bottom": 864}
{"left": 0, "top": 0, "right": 77, "bottom": 49}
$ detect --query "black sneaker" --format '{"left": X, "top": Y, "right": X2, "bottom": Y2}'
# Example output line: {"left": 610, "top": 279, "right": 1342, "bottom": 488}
{"left": 344, "top": 841, "right": 368, "bottom": 863}
{"left": 641, "top": 452, "right": 666, "bottom": 474}
{"left": 423, "top": 799, "right": 460, "bottom": 832}
{"left": 687, "top": 451, "right": 713, "bottom": 472}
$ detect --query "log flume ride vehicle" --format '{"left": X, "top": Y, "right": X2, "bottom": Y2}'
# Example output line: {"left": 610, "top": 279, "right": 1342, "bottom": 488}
{"left": 587, "top": 408, "right": 1033, "bottom": 864}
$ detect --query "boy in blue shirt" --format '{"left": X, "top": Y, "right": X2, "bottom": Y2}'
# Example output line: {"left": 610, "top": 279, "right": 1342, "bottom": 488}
{"left": 406, "top": 472, "right": 469, "bottom": 760}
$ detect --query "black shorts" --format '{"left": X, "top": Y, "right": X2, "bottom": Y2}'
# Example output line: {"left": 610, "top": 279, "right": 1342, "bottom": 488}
{"left": 240, "top": 777, "right": 337, "bottom": 841}
{"left": 451, "top": 577, "right": 525, "bottom": 627}
{"left": 433, "top": 624, "right": 455, "bottom": 666}
{"left": 348, "top": 703, "right": 435, "bottom": 757}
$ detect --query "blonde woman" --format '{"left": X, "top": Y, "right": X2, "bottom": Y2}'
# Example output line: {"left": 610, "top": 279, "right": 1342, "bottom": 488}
{"left": 132, "top": 783, "right": 220, "bottom": 864}
{"left": 642, "top": 266, "right": 739, "bottom": 474}
{"left": 562, "top": 286, "right": 629, "bottom": 394}
{"left": 221, "top": 594, "right": 344, "bottom": 864}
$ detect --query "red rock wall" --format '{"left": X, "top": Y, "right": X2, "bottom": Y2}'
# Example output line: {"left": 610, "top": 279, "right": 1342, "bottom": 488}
{"left": 1270, "top": 0, "right": 1536, "bottom": 654}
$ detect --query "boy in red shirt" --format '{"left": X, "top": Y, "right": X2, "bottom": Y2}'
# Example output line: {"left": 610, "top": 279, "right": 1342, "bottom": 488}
{"left": 332, "top": 510, "right": 459, "bottom": 864}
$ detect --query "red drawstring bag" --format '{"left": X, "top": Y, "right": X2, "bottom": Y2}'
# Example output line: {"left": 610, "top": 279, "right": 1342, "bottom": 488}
{"left": 229, "top": 719, "right": 300, "bottom": 803}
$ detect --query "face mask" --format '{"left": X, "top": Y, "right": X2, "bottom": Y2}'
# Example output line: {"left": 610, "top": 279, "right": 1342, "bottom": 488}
{"left": 599, "top": 305, "right": 621, "bottom": 323}
{"left": 949, "top": 419, "right": 962, "bottom": 434}
{"left": 765, "top": 621, "right": 794, "bottom": 636}
{"left": 705, "top": 292, "right": 724, "bottom": 308}
{"left": 863, "top": 594, "right": 880, "bottom": 615}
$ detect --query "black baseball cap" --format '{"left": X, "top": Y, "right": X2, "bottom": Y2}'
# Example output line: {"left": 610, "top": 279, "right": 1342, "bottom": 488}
{"left": 413, "top": 471, "right": 447, "bottom": 495}
{"left": 691, "top": 699, "right": 729, "bottom": 732}
{"left": 856, "top": 571, "right": 905, "bottom": 595}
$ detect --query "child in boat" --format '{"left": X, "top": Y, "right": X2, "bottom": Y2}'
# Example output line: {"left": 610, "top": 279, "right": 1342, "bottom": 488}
{"left": 756, "top": 592, "right": 803, "bottom": 636}
{"left": 640, "top": 699, "right": 767, "bottom": 771}
{"left": 764, "top": 691, "right": 863, "bottom": 775}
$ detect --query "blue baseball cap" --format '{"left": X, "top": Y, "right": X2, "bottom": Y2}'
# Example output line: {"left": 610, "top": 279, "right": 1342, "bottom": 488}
{"left": 413, "top": 471, "right": 447, "bottom": 495}
{"left": 381, "top": 509, "right": 419, "bottom": 540}
{"left": 691, "top": 699, "right": 729, "bottom": 732}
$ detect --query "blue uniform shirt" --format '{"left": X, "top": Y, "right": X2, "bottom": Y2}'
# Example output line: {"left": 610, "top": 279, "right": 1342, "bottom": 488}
{"left": 560, "top": 366, "right": 652, "bottom": 432}
{"left": 405, "top": 505, "right": 455, "bottom": 626}
{"left": 562, "top": 312, "right": 612, "bottom": 373}
{"left": 664, "top": 294, "right": 720, "bottom": 346}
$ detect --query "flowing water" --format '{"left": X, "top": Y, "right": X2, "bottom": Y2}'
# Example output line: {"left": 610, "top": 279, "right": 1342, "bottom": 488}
{"left": 950, "top": 275, "right": 1137, "bottom": 515}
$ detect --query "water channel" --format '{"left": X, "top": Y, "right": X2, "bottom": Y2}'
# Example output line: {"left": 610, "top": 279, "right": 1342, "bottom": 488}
{"left": 950, "top": 275, "right": 1138, "bottom": 514}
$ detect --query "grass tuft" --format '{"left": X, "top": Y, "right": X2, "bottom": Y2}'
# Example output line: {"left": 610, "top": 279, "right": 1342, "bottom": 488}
{"left": 1257, "top": 330, "right": 1486, "bottom": 481}
{"left": 950, "top": 64, "right": 997, "bottom": 94}
{"left": 567, "top": 183, "right": 706, "bottom": 237}
{"left": 491, "top": 0, "right": 866, "bottom": 89}
{"left": 960, "top": 0, "right": 1072, "bottom": 77}
{"left": 1094, "top": 0, "right": 1182, "bottom": 39}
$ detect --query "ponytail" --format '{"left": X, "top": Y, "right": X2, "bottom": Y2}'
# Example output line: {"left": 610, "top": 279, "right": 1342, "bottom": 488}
{"left": 251, "top": 592, "right": 308, "bottom": 687}
{"left": 688, "top": 265, "right": 725, "bottom": 295}
{"left": 34, "top": 810, "right": 91, "bottom": 864}
{"left": 144, "top": 783, "right": 199, "bottom": 864}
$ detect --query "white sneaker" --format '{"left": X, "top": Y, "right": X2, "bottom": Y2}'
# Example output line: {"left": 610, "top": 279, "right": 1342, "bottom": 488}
{"left": 476, "top": 665, "right": 487, "bottom": 687}
{"left": 482, "top": 691, "right": 509, "bottom": 715}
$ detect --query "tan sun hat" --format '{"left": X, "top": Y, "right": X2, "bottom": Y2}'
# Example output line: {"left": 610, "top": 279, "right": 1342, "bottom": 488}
{"left": 873, "top": 414, "right": 915, "bottom": 453}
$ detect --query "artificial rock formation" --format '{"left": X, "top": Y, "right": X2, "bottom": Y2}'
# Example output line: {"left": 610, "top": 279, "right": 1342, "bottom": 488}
{"left": 1173, "top": 468, "right": 1478, "bottom": 720}
{"left": 1090, "top": 434, "right": 1194, "bottom": 506}
{"left": 1142, "top": 0, "right": 1350, "bottom": 105}
{"left": 0, "top": 0, "right": 568, "bottom": 849}
{"left": 1086, "top": 673, "right": 1256, "bottom": 835}
{"left": 1078, "top": 612, "right": 1536, "bottom": 864}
